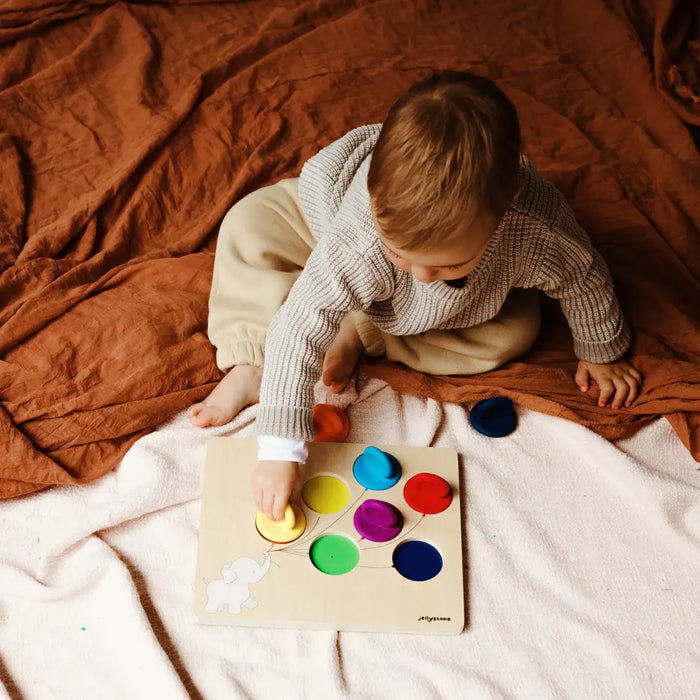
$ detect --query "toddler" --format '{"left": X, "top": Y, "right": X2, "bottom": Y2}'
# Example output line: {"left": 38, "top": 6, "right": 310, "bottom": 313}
{"left": 188, "top": 71, "right": 641, "bottom": 521}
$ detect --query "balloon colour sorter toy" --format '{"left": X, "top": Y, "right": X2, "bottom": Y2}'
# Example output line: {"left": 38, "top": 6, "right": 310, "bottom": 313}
{"left": 194, "top": 412, "right": 464, "bottom": 634}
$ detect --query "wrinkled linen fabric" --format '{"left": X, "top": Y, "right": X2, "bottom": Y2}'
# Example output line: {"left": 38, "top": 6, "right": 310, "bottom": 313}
{"left": 0, "top": 0, "right": 698, "bottom": 497}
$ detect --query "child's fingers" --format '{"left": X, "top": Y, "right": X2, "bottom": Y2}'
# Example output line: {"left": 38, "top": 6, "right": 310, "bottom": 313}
{"left": 628, "top": 366, "right": 642, "bottom": 382}
{"left": 272, "top": 490, "right": 290, "bottom": 522}
{"left": 624, "top": 375, "right": 640, "bottom": 407}
{"left": 575, "top": 365, "right": 590, "bottom": 392}
{"left": 251, "top": 479, "right": 263, "bottom": 512}
{"left": 610, "top": 376, "right": 630, "bottom": 410}
{"left": 261, "top": 492, "right": 275, "bottom": 520}
{"left": 597, "top": 379, "right": 615, "bottom": 407}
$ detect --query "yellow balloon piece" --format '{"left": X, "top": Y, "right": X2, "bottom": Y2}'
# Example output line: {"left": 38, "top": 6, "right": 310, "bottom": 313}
{"left": 255, "top": 504, "right": 306, "bottom": 544}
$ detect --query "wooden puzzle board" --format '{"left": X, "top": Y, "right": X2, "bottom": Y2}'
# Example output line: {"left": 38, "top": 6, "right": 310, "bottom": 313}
{"left": 194, "top": 438, "right": 464, "bottom": 634}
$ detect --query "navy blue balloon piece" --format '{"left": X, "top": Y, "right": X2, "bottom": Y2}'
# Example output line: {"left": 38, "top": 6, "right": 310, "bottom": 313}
{"left": 469, "top": 397, "right": 517, "bottom": 438}
{"left": 392, "top": 540, "right": 443, "bottom": 581}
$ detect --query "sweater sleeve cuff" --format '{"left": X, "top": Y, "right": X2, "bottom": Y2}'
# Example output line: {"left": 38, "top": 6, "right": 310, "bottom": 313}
{"left": 573, "top": 319, "right": 631, "bottom": 363}
{"left": 257, "top": 435, "right": 308, "bottom": 463}
{"left": 256, "top": 404, "right": 315, "bottom": 441}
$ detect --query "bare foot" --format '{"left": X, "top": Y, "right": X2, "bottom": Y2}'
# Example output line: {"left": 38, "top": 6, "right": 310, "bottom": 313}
{"left": 322, "top": 315, "right": 364, "bottom": 393}
{"left": 188, "top": 364, "right": 262, "bottom": 428}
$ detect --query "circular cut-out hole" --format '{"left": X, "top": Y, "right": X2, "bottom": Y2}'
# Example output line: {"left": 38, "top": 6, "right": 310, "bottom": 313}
{"left": 392, "top": 540, "right": 443, "bottom": 581}
{"left": 309, "top": 533, "right": 360, "bottom": 576}
{"left": 302, "top": 475, "right": 351, "bottom": 514}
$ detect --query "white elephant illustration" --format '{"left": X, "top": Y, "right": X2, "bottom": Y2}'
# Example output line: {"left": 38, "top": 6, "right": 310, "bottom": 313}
{"left": 205, "top": 551, "right": 272, "bottom": 614}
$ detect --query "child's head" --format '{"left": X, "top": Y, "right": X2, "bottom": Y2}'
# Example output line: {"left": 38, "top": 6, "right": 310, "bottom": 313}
{"left": 367, "top": 71, "right": 521, "bottom": 282}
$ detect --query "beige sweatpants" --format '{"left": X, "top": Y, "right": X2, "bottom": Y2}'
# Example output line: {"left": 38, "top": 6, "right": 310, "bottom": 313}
{"left": 208, "top": 178, "right": 541, "bottom": 375}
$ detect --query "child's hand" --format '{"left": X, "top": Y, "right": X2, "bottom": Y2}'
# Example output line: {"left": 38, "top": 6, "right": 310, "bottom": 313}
{"left": 575, "top": 359, "right": 642, "bottom": 409}
{"left": 252, "top": 460, "right": 301, "bottom": 521}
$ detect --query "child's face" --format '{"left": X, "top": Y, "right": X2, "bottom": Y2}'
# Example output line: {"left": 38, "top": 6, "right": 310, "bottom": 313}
{"left": 379, "top": 214, "right": 497, "bottom": 284}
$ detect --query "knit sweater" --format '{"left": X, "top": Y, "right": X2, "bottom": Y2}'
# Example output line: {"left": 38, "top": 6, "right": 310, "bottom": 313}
{"left": 256, "top": 124, "right": 630, "bottom": 441}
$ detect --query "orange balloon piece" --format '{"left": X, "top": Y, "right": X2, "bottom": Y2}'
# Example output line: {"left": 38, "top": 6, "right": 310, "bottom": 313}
{"left": 313, "top": 404, "right": 350, "bottom": 442}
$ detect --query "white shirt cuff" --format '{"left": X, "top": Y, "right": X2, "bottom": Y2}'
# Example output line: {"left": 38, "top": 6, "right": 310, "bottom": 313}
{"left": 257, "top": 435, "right": 308, "bottom": 463}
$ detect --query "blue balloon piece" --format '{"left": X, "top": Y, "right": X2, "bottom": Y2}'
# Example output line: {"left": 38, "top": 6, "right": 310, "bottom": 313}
{"left": 352, "top": 446, "right": 401, "bottom": 490}
{"left": 469, "top": 397, "right": 517, "bottom": 438}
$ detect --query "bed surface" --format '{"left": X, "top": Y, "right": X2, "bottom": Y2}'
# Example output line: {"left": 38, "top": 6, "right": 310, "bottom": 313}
{"left": 1, "top": 1, "right": 699, "bottom": 695}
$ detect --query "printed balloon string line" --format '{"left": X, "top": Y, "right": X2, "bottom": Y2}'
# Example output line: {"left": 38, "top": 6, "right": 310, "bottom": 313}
{"left": 358, "top": 514, "right": 425, "bottom": 550}
{"left": 398, "top": 514, "right": 426, "bottom": 538}
{"left": 319, "top": 488, "right": 367, "bottom": 533}
{"left": 282, "top": 487, "right": 369, "bottom": 555}
{"left": 272, "top": 513, "right": 321, "bottom": 552}
{"left": 274, "top": 550, "right": 309, "bottom": 558}
{"left": 273, "top": 487, "right": 368, "bottom": 553}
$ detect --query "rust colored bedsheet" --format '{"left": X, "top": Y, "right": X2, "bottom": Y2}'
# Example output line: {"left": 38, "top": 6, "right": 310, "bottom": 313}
{"left": 1, "top": 0, "right": 698, "bottom": 498}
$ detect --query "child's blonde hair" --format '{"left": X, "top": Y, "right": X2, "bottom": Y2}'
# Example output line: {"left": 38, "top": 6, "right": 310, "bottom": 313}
{"left": 367, "top": 71, "right": 521, "bottom": 250}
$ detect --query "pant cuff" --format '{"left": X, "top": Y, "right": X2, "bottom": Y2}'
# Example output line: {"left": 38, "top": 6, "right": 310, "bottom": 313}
{"left": 352, "top": 312, "right": 386, "bottom": 357}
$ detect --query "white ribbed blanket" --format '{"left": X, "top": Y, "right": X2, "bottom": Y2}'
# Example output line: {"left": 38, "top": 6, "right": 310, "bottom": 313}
{"left": 1, "top": 375, "right": 697, "bottom": 698}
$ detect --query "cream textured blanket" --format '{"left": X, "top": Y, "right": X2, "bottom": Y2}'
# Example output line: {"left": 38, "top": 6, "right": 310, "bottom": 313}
{"left": 1, "top": 376, "right": 698, "bottom": 698}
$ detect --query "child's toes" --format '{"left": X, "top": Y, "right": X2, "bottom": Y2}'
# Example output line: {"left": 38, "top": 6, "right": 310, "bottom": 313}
{"left": 187, "top": 406, "right": 205, "bottom": 427}
{"left": 188, "top": 403, "right": 218, "bottom": 427}
{"left": 186, "top": 403, "right": 202, "bottom": 418}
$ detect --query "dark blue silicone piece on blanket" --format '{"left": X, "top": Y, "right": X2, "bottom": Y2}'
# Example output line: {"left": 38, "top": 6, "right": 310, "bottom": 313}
{"left": 469, "top": 397, "right": 517, "bottom": 438}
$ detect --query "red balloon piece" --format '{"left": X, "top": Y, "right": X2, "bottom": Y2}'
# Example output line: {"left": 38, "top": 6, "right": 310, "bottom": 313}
{"left": 403, "top": 473, "right": 453, "bottom": 514}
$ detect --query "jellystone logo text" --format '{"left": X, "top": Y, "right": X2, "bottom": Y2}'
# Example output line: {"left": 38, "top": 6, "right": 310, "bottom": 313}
{"left": 417, "top": 616, "right": 451, "bottom": 622}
